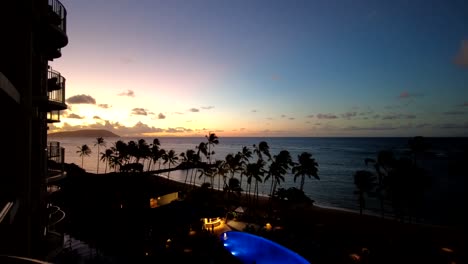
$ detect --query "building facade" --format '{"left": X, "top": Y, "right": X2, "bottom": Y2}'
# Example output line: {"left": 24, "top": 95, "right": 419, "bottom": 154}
{"left": 0, "top": 0, "right": 68, "bottom": 259}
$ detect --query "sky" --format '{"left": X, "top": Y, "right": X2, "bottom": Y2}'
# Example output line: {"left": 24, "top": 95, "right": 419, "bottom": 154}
{"left": 49, "top": 0, "right": 468, "bottom": 137}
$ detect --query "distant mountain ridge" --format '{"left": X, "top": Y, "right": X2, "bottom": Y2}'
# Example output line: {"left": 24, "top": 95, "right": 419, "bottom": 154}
{"left": 48, "top": 129, "right": 120, "bottom": 138}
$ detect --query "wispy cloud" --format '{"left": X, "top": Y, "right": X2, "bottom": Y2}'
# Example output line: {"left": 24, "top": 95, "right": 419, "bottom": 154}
{"left": 251, "top": 109, "right": 258, "bottom": 113}
{"left": 341, "top": 112, "right": 357, "bottom": 120}
{"left": 120, "top": 57, "right": 134, "bottom": 64}
{"left": 443, "top": 111, "right": 465, "bottom": 115}
{"left": 66, "top": 94, "right": 96, "bottom": 104}
{"left": 288, "top": 117, "right": 295, "bottom": 120}
{"left": 454, "top": 40, "right": 468, "bottom": 68}
{"left": 317, "top": 113, "right": 338, "bottom": 119}
{"left": 118, "top": 90, "right": 135, "bottom": 97}
{"left": 201, "top": 106, "right": 215, "bottom": 110}
{"left": 158, "top": 113, "right": 166, "bottom": 119}
{"left": 189, "top": 108, "right": 199, "bottom": 112}
{"left": 93, "top": 116, "right": 102, "bottom": 120}
{"left": 166, "top": 127, "right": 193, "bottom": 133}
{"left": 66, "top": 113, "right": 84, "bottom": 119}
{"left": 436, "top": 122, "right": 468, "bottom": 129}
{"left": 382, "top": 113, "right": 416, "bottom": 120}
{"left": 306, "top": 114, "right": 314, "bottom": 118}
{"left": 398, "top": 91, "right": 423, "bottom": 99}
{"left": 131, "top": 108, "right": 148, "bottom": 115}
{"left": 271, "top": 74, "right": 281, "bottom": 81}
{"left": 98, "top": 104, "right": 110, "bottom": 109}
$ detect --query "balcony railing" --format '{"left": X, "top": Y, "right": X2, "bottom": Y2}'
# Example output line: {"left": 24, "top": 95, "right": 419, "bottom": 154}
{"left": 43, "top": 0, "right": 68, "bottom": 59}
{"left": 47, "top": 142, "right": 66, "bottom": 183}
{"left": 47, "top": 68, "right": 66, "bottom": 110}
{"left": 48, "top": 0, "right": 67, "bottom": 34}
{"left": 47, "top": 110, "right": 61, "bottom": 123}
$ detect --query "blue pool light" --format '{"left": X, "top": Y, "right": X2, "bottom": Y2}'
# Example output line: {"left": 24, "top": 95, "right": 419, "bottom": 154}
{"left": 220, "top": 231, "right": 310, "bottom": 264}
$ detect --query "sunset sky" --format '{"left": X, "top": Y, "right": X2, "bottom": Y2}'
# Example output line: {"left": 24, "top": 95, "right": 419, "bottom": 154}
{"left": 49, "top": 0, "right": 468, "bottom": 137}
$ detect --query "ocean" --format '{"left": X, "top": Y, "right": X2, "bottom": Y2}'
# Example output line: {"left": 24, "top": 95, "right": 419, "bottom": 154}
{"left": 52, "top": 136, "right": 468, "bottom": 227}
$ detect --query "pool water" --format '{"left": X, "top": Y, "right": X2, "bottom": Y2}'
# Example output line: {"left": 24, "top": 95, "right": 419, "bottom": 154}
{"left": 220, "top": 231, "right": 310, "bottom": 264}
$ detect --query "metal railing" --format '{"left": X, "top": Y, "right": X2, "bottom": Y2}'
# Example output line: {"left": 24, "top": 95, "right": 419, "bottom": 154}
{"left": 0, "top": 201, "right": 14, "bottom": 224}
{"left": 48, "top": 0, "right": 67, "bottom": 34}
{"left": 47, "top": 110, "right": 61, "bottom": 123}
{"left": 47, "top": 68, "right": 66, "bottom": 105}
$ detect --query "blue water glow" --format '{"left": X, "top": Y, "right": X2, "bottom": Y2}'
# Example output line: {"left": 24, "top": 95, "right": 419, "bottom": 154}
{"left": 220, "top": 231, "right": 310, "bottom": 264}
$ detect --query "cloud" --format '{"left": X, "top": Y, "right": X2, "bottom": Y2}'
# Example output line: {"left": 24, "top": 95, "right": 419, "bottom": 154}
{"left": 158, "top": 113, "right": 166, "bottom": 119}
{"left": 66, "top": 113, "right": 84, "bottom": 119}
{"left": 398, "top": 91, "right": 423, "bottom": 99}
{"left": 120, "top": 57, "right": 134, "bottom": 64}
{"left": 306, "top": 114, "right": 314, "bottom": 118}
{"left": 93, "top": 116, "right": 102, "bottom": 120}
{"left": 281, "top": 114, "right": 286, "bottom": 118}
{"left": 342, "top": 125, "right": 398, "bottom": 131}
{"left": 131, "top": 108, "right": 148, "bottom": 115}
{"left": 189, "top": 108, "right": 200, "bottom": 112}
{"left": 460, "top": 102, "right": 468, "bottom": 107}
{"left": 443, "top": 111, "right": 465, "bottom": 115}
{"left": 317, "top": 113, "right": 338, "bottom": 119}
{"left": 271, "top": 74, "right": 281, "bottom": 81}
{"left": 288, "top": 117, "right": 295, "bottom": 120}
{"left": 436, "top": 122, "right": 468, "bottom": 129}
{"left": 251, "top": 109, "right": 258, "bottom": 113}
{"left": 66, "top": 94, "right": 96, "bottom": 104}
{"left": 118, "top": 90, "right": 135, "bottom": 97}
{"left": 382, "top": 113, "right": 416, "bottom": 120}
{"left": 454, "top": 40, "right": 468, "bottom": 68}
{"left": 201, "top": 106, "right": 214, "bottom": 110}
{"left": 341, "top": 112, "right": 357, "bottom": 120}
{"left": 98, "top": 104, "right": 110, "bottom": 109}
{"left": 173, "top": 112, "right": 184, "bottom": 115}
{"left": 166, "top": 127, "right": 192, "bottom": 133}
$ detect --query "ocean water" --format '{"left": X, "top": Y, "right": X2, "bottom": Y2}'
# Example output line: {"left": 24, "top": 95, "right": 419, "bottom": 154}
{"left": 52, "top": 136, "right": 468, "bottom": 226}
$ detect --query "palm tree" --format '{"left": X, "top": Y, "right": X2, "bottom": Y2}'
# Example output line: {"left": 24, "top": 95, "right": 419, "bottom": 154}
{"left": 77, "top": 144, "right": 92, "bottom": 169}
{"left": 147, "top": 138, "right": 161, "bottom": 171}
{"left": 253, "top": 141, "right": 271, "bottom": 161}
{"left": 136, "top": 138, "right": 150, "bottom": 166}
{"left": 100, "top": 148, "right": 114, "bottom": 174}
{"left": 353, "top": 170, "right": 376, "bottom": 216}
{"left": 245, "top": 159, "right": 265, "bottom": 205}
{"left": 162, "top": 149, "right": 178, "bottom": 179}
{"left": 205, "top": 132, "right": 219, "bottom": 164}
{"left": 292, "top": 152, "right": 319, "bottom": 191}
{"left": 94, "top": 137, "right": 106, "bottom": 174}
{"left": 266, "top": 150, "right": 293, "bottom": 198}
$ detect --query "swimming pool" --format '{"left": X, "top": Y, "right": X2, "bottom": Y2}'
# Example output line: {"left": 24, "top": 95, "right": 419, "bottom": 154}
{"left": 220, "top": 231, "right": 310, "bottom": 264}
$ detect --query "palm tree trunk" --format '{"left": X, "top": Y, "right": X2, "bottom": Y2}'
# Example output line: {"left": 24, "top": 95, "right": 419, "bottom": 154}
{"left": 96, "top": 146, "right": 100, "bottom": 174}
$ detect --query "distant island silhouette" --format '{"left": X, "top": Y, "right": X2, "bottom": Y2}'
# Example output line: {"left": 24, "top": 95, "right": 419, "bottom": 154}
{"left": 48, "top": 129, "right": 120, "bottom": 138}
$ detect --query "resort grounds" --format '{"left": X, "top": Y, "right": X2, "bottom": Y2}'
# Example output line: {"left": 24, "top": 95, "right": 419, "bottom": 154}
{"left": 48, "top": 163, "right": 467, "bottom": 264}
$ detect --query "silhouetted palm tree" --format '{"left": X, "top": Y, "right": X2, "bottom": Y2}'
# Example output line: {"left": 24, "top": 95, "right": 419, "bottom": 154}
{"left": 266, "top": 150, "right": 293, "bottom": 198}
{"left": 162, "top": 149, "right": 178, "bottom": 179}
{"left": 148, "top": 138, "right": 161, "bottom": 171}
{"left": 77, "top": 144, "right": 92, "bottom": 169}
{"left": 245, "top": 159, "right": 266, "bottom": 205}
{"left": 94, "top": 137, "right": 106, "bottom": 174}
{"left": 136, "top": 138, "right": 150, "bottom": 166}
{"left": 206, "top": 132, "right": 219, "bottom": 164}
{"left": 238, "top": 146, "right": 252, "bottom": 189}
{"left": 292, "top": 152, "right": 319, "bottom": 191}
{"left": 253, "top": 141, "right": 271, "bottom": 161}
{"left": 353, "top": 170, "right": 377, "bottom": 216}
{"left": 100, "top": 148, "right": 113, "bottom": 174}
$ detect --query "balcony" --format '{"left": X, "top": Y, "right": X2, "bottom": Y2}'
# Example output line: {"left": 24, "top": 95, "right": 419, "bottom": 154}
{"left": 43, "top": 0, "right": 68, "bottom": 59}
{"left": 47, "top": 110, "right": 61, "bottom": 123}
{"left": 47, "top": 68, "right": 67, "bottom": 111}
{"left": 47, "top": 141, "right": 66, "bottom": 183}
